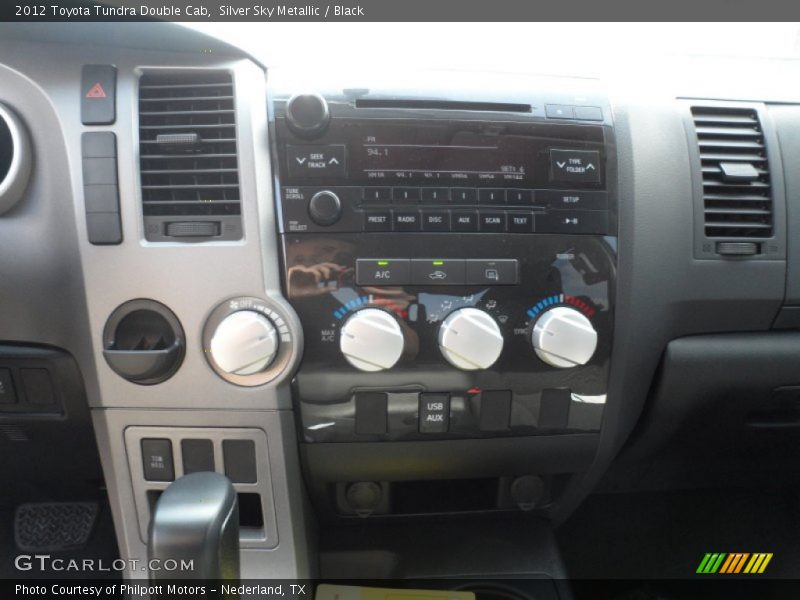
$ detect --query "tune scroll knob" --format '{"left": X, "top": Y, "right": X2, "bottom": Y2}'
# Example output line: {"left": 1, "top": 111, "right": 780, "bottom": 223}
{"left": 339, "top": 308, "right": 405, "bottom": 372}
{"left": 285, "top": 93, "right": 330, "bottom": 138}
{"left": 308, "top": 190, "right": 342, "bottom": 226}
{"left": 209, "top": 310, "right": 279, "bottom": 376}
{"left": 438, "top": 308, "right": 504, "bottom": 371}
{"left": 532, "top": 306, "right": 597, "bottom": 368}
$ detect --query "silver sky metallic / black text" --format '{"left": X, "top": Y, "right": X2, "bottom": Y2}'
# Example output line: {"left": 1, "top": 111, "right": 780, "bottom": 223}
{"left": 220, "top": 5, "right": 365, "bottom": 17}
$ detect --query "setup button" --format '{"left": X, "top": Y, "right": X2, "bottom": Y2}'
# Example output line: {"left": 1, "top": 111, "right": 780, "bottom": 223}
{"left": 356, "top": 259, "right": 411, "bottom": 286}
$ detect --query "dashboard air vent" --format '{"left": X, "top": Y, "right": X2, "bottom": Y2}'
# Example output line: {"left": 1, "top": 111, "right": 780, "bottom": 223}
{"left": 690, "top": 106, "right": 772, "bottom": 241}
{"left": 138, "top": 70, "right": 241, "bottom": 241}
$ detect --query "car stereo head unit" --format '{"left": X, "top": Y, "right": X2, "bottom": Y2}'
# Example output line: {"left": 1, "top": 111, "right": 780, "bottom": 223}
{"left": 271, "top": 85, "right": 616, "bottom": 237}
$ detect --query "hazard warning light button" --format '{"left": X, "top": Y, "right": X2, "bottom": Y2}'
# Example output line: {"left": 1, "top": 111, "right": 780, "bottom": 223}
{"left": 81, "top": 64, "right": 116, "bottom": 125}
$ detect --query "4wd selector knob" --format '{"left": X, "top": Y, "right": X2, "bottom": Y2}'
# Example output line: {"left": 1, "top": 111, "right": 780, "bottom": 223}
{"left": 340, "top": 308, "right": 404, "bottom": 372}
{"left": 308, "top": 190, "right": 342, "bottom": 226}
{"left": 285, "top": 93, "right": 330, "bottom": 138}
{"left": 532, "top": 306, "right": 597, "bottom": 368}
{"left": 210, "top": 310, "right": 279, "bottom": 376}
{"left": 439, "top": 308, "right": 504, "bottom": 370}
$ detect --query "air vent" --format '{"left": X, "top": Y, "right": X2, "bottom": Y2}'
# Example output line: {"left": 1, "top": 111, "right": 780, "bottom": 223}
{"left": 690, "top": 106, "right": 773, "bottom": 241}
{"left": 138, "top": 70, "right": 242, "bottom": 241}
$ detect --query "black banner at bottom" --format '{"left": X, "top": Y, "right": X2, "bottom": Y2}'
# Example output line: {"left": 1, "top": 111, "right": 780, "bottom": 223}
{"left": 5, "top": 579, "right": 800, "bottom": 600}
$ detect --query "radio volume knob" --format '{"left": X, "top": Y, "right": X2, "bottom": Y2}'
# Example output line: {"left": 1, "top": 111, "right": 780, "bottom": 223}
{"left": 285, "top": 93, "right": 330, "bottom": 138}
{"left": 438, "top": 308, "right": 504, "bottom": 370}
{"left": 339, "top": 308, "right": 405, "bottom": 372}
{"left": 210, "top": 310, "right": 279, "bottom": 376}
{"left": 308, "top": 190, "right": 342, "bottom": 226}
{"left": 532, "top": 306, "right": 597, "bottom": 368}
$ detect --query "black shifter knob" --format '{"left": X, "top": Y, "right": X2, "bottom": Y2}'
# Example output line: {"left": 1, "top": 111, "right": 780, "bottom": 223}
{"left": 148, "top": 472, "right": 239, "bottom": 581}
{"left": 285, "top": 93, "right": 330, "bottom": 138}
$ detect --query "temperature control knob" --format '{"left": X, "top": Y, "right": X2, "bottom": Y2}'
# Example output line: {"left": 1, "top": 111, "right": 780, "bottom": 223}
{"left": 285, "top": 93, "right": 330, "bottom": 138}
{"left": 438, "top": 308, "right": 504, "bottom": 370}
{"left": 532, "top": 306, "right": 597, "bottom": 368}
{"left": 340, "top": 308, "right": 404, "bottom": 372}
{"left": 209, "top": 311, "right": 279, "bottom": 376}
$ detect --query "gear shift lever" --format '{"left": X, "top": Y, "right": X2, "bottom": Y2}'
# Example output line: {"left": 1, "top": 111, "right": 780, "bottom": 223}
{"left": 148, "top": 472, "right": 240, "bottom": 580}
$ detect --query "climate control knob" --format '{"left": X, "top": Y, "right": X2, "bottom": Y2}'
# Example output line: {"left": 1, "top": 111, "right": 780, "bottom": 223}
{"left": 438, "top": 308, "right": 504, "bottom": 370}
{"left": 532, "top": 306, "right": 597, "bottom": 368}
{"left": 209, "top": 310, "right": 279, "bottom": 376}
{"left": 340, "top": 308, "right": 405, "bottom": 372}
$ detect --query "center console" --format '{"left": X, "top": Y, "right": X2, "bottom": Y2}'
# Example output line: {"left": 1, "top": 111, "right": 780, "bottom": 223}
{"left": 269, "top": 77, "right": 618, "bottom": 517}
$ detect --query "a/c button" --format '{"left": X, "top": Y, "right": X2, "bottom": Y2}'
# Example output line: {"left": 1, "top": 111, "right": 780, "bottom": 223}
{"left": 356, "top": 259, "right": 411, "bottom": 286}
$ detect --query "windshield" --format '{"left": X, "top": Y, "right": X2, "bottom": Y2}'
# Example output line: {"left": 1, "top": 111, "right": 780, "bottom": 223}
{"left": 185, "top": 22, "right": 800, "bottom": 71}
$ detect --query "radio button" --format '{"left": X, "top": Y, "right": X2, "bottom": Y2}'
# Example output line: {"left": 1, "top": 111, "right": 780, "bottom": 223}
{"left": 421, "top": 187, "right": 450, "bottom": 203}
{"left": 506, "top": 189, "right": 535, "bottom": 205}
{"left": 465, "top": 259, "right": 519, "bottom": 285}
{"left": 539, "top": 210, "right": 608, "bottom": 235}
{"left": 394, "top": 210, "right": 421, "bottom": 231}
{"left": 478, "top": 211, "right": 507, "bottom": 232}
{"left": 452, "top": 211, "right": 479, "bottom": 232}
{"left": 539, "top": 189, "right": 608, "bottom": 211}
{"left": 451, "top": 188, "right": 478, "bottom": 204}
{"left": 550, "top": 149, "right": 601, "bottom": 184}
{"left": 421, "top": 210, "right": 450, "bottom": 232}
{"left": 356, "top": 259, "right": 411, "bottom": 286}
{"left": 364, "top": 210, "right": 392, "bottom": 232}
{"left": 478, "top": 189, "right": 505, "bottom": 205}
{"left": 392, "top": 187, "right": 420, "bottom": 203}
{"left": 508, "top": 212, "right": 535, "bottom": 233}
{"left": 363, "top": 187, "right": 392, "bottom": 204}
{"left": 411, "top": 259, "right": 465, "bottom": 285}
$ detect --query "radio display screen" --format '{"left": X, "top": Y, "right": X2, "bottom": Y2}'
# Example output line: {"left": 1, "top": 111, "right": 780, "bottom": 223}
{"left": 341, "top": 120, "right": 605, "bottom": 188}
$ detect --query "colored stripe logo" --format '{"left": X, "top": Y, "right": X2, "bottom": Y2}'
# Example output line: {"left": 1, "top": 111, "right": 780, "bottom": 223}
{"left": 696, "top": 552, "right": 772, "bottom": 574}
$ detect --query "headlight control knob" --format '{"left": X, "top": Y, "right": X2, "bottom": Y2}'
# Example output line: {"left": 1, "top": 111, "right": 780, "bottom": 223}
{"left": 438, "top": 308, "right": 504, "bottom": 370}
{"left": 339, "top": 308, "right": 405, "bottom": 372}
{"left": 532, "top": 306, "right": 597, "bottom": 368}
{"left": 209, "top": 310, "right": 279, "bottom": 376}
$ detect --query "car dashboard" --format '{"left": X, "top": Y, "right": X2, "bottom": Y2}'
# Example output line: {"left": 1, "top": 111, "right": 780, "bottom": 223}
{"left": 1, "top": 22, "right": 799, "bottom": 584}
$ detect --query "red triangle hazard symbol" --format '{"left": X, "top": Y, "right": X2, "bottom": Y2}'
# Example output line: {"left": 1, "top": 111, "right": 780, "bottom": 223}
{"left": 86, "top": 83, "right": 107, "bottom": 99}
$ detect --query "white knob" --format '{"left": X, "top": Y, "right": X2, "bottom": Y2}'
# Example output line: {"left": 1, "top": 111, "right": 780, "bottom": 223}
{"left": 532, "top": 306, "right": 597, "bottom": 368}
{"left": 340, "top": 308, "right": 404, "bottom": 372}
{"left": 438, "top": 308, "right": 504, "bottom": 370}
{"left": 210, "top": 311, "right": 279, "bottom": 375}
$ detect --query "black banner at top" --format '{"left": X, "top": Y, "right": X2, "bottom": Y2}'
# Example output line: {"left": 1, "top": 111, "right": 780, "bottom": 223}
{"left": 3, "top": 0, "right": 800, "bottom": 21}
